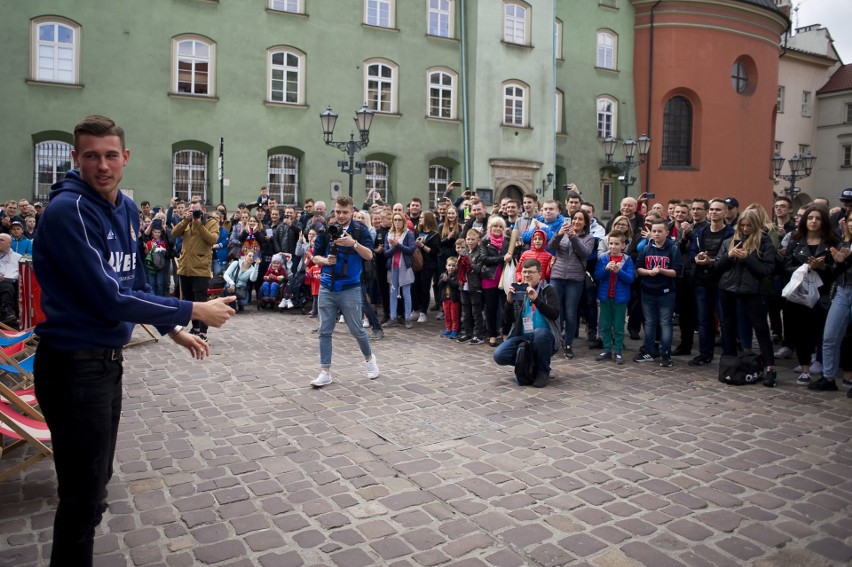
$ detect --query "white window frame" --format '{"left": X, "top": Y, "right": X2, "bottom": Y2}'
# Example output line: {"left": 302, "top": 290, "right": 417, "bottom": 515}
{"left": 267, "top": 47, "right": 304, "bottom": 104}
{"left": 269, "top": 0, "right": 301, "bottom": 13}
{"left": 503, "top": 1, "right": 530, "bottom": 46}
{"left": 842, "top": 145, "right": 852, "bottom": 168}
{"left": 801, "top": 91, "right": 811, "bottom": 117}
{"left": 777, "top": 86, "right": 785, "bottom": 113}
{"left": 798, "top": 144, "right": 810, "bottom": 155}
{"left": 173, "top": 35, "right": 216, "bottom": 97}
{"left": 596, "top": 96, "right": 617, "bottom": 139}
{"left": 428, "top": 165, "right": 450, "bottom": 208}
{"left": 268, "top": 154, "right": 299, "bottom": 205}
{"left": 555, "top": 19, "right": 563, "bottom": 60}
{"left": 365, "top": 0, "right": 395, "bottom": 28}
{"left": 601, "top": 181, "right": 613, "bottom": 214}
{"left": 365, "top": 160, "right": 389, "bottom": 203}
{"left": 172, "top": 149, "right": 208, "bottom": 202}
{"left": 596, "top": 30, "right": 617, "bottom": 70}
{"left": 428, "top": 0, "right": 454, "bottom": 38}
{"left": 774, "top": 141, "right": 783, "bottom": 155}
{"left": 31, "top": 17, "right": 80, "bottom": 84}
{"left": 503, "top": 81, "right": 528, "bottom": 127}
{"left": 365, "top": 59, "right": 398, "bottom": 114}
{"left": 34, "top": 140, "right": 73, "bottom": 199}
{"left": 555, "top": 89, "right": 564, "bottom": 134}
{"left": 427, "top": 68, "right": 457, "bottom": 120}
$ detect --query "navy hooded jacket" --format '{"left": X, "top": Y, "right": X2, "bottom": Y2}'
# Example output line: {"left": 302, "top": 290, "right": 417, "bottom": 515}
{"left": 33, "top": 170, "right": 194, "bottom": 349}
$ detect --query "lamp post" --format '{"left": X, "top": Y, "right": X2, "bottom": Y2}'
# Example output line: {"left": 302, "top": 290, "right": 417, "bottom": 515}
{"left": 602, "top": 134, "right": 651, "bottom": 200}
{"left": 771, "top": 151, "right": 816, "bottom": 199}
{"left": 541, "top": 172, "right": 553, "bottom": 194}
{"left": 319, "top": 104, "right": 375, "bottom": 198}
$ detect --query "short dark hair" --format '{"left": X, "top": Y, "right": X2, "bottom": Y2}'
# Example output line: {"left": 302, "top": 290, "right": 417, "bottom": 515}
{"left": 523, "top": 193, "right": 538, "bottom": 202}
{"left": 74, "top": 115, "right": 125, "bottom": 152}
{"left": 566, "top": 191, "right": 583, "bottom": 202}
{"left": 521, "top": 258, "right": 542, "bottom": 272}
{"left": 335, "top": 195, "right": 354, "bottom": 209}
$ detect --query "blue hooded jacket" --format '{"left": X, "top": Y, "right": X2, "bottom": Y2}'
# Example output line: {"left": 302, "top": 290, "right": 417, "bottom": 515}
{"left": 33, "top": 170, "right": 194, "bottom": 349}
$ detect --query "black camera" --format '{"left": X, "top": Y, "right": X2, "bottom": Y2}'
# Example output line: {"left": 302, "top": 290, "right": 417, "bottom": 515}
{"left": 512, "top": 282, "right": 528, "bottom": 302}
{"left": 192, "top": 209, "right": 202, "bottom": 220}
{"left": 326, "top": 224, "right": 342, "bottom": 240}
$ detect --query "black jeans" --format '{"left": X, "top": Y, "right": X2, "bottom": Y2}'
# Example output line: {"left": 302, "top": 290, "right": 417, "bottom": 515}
{"left": 34, "top": 343, "right": 124, "bottom": 567}
{"left": 180, "top": 275, "right": 210, "bottom": 333}
{"left": 719, "top": 290, "right": 775, "bottom": 366}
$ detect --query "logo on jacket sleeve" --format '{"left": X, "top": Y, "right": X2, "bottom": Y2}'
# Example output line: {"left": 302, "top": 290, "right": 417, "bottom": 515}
{"left": 107, "top": 229, "right": 116, "bottom": 240}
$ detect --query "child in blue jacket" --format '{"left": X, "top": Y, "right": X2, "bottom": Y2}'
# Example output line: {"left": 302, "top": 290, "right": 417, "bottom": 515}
{"left": 594, "top": 230, "right": 635, "bottom": 364}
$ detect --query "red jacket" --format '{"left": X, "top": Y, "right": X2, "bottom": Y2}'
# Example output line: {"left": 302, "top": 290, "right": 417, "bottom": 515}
{"left": 515, "top": 230, "right": 553, "bottom": 281}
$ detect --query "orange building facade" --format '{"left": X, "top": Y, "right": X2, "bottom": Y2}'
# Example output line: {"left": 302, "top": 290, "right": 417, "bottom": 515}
{"left": 631, "top": 0, "right": 789, "bottom": 210}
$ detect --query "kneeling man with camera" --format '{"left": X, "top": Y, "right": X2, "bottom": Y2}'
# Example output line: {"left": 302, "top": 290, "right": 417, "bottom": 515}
{"left": 493, "top": 258, "right": 562, "bottom": 388}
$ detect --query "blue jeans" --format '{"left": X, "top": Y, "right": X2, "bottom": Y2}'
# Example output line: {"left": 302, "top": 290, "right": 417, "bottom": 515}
{"left": 34, "top": 343, "right": 124, "bottom": 567}
{"left": 641, "top": 292, "right": 675, "bottom": 355}
{"left": 261, "top": 281, "right": 281, "bottom": 298}
{"left": 822, "top": 285, "right": 852, "bottom": 379}
{"left": 389, "top": 268, "right": 412, "bottom": 320}
{"left": 551, "top": 278, "right": 584, "bottom": 346}
{"left": 493, "top": 328, "right": 558, "bottom": 374}
{"left": 318, "top": 285, "right": 372, "bottom": 368}
{"left": 147, "top": 269, "right": 167, "bottom": 297}
{"left": 695, "top": 285, "right": 719, "bottom": 359}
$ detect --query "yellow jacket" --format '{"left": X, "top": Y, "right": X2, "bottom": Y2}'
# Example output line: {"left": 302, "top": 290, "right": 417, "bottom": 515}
{"left": 172, "top": 216, "right": 219, "bottom": 277}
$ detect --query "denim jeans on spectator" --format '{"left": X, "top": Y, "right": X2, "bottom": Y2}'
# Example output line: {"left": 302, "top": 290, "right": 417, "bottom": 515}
{"left": 822, "top": 284, "right": 852, "bottom": 379}
{"left": 318, "top": 285, "right": 372, "bottom": 367}
{"left": 493, "top": 328, "right": 558, "bottom": 375}
{"left": 551, "top": 278, "right": 584, "bottom": 346}
{"left": 261, "top": 281, "right": 281, "bottom": 298}
{"left": 695, "top": 285, "right": 719, "bottom": 359}
{"left": 34, "top": 343, "right": 123, "bottom": 567}
{"left": 641, "top": 292, "right": 675, "bottom": 355}
{"left": 361, "top": 282, "right": 382, "bottom": 330}
{"left": 389, "top": 269, "right": 412, "bottom": 320}
{"left": 147, "top": 270, "right": 167, "bottom": 297}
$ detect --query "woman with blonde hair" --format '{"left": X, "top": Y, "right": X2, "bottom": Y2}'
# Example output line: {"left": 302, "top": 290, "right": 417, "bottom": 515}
{"left": 716, "top": 208, "right": 778, "bottom": 385}
{"left": 385, "top": 213, "right": 416, "bottom": 328}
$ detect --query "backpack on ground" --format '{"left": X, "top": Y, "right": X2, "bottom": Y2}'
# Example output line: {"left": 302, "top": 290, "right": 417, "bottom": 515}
{"left": 718, "top": 352, "right": 764, "bottom": 386}
{"left": 514, "top": 340, "right": 537, "bottom": 386}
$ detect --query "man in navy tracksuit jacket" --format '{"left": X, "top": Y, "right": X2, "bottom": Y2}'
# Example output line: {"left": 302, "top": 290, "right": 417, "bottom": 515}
{"left": 32, "top": 115, "right": 235, "bottom": 567}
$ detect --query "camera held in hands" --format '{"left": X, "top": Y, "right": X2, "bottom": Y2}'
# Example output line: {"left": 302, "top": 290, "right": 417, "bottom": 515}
{"left": 192, "top": 209, "right": 202, "bottom": 220}
{"left": 512, "top": 282, "right": 528, "bottom": 302}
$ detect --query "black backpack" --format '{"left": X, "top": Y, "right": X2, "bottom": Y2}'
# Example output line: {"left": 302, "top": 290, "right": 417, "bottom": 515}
{"left": 514, "top": 340, "right": 537, "bottom": 386}
{"left": 718, "top": 352, "right": 764, "bottom": 386}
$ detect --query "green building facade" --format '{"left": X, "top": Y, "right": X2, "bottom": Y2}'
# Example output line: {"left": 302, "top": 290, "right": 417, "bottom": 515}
{"left": 1, "top": 0, "right": 637, "bottom": 216}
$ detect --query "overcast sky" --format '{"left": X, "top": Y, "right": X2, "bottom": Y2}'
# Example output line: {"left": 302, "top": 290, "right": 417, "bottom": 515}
{"left": 795, "top": 0, "right": 851, "bottom": 63}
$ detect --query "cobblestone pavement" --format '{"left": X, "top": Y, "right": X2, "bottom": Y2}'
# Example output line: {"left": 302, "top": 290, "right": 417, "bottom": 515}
{"left": 2, "top": 308, "right": 851, "bottom": 567}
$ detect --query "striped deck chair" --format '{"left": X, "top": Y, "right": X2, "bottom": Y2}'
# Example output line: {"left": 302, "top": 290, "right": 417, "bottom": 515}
{"left": 0, "top": 401, "right": 52, "bottom": 481}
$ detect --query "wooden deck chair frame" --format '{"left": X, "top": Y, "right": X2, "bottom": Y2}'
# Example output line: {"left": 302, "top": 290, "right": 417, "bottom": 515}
{"left": 125, "top": 323, "right": 159, "bottom": 349}
{"left": 0, "top": 331, "right": 37, "bottom": 391}
{"left": 0, "top": 402, "right": 52, "bottom": 481}
{"left": 0, "top": 381, "right": 43, "bottom": 421}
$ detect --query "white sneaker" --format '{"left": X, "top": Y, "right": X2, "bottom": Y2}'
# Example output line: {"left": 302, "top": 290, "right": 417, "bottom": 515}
{"left": 339, "top": 315, "right": 345, "bottom": 323}
{"left": 774, "top": 346, "right": 793, "bottom": 359}
{"left": 286, "top": 299, "right": 294, "bottom": 309}
{"left": 796, "top": 373, "right": 811, "bottom": 385}
{"left": 417, "top": 313, "right": 427, "bottom": 323}
{"left": 810, "top": 361, "right": 823, "bottom": 375}
{"left": 311, "top": 370, "right": 332, "bottom": 387}
{"left": 363, "top": 319, "right": 370, "bottom": 328}
{"left": 365, "top": 355, "right": 380, "bottom": 379}
{"left": 278, "top": 298, "right": 288, "bottom": 309}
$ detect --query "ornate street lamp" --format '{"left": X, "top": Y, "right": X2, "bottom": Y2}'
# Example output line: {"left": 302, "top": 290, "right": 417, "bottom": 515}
{"left": 772, "top": 151, "right": 816, "bottom": 198}
{"left": 602, "top": 134, "right": 651, "bottom": 199}
{"left": 320, "top": 104, "right": 375, "bottom": 197}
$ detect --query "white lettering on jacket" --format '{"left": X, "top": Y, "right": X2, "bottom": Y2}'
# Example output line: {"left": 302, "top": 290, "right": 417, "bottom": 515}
{"left": 109, "top": 251, "right": 136, "bottom": 273}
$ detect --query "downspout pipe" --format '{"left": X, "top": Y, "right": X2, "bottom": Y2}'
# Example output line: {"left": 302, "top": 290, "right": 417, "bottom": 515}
{"left": 645, "top": 0, "right": 662, "bottom": 195}
{"left": 460, "top": 0, "right": 471, "bottom": 191}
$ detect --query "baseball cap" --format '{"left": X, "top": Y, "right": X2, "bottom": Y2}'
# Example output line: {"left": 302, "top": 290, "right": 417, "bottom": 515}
{"left": 840, "top": 189, "right": 852, "bottom": 202}
{"left": 33, "top": 202, "right": 44, "bottom": 208}
{"left": 724, "top": 197, "right": 739, "bottom": 209}
{"left": 238, "top": 202, "right": 247, "bottom": 208}
{"left": 10, "top": 221, "right": 23, "bottom": 228}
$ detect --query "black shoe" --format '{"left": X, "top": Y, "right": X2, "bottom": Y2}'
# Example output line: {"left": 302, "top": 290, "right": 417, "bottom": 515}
{"left": 688, "top": 355, "right": 713, "bottom": 367}
{"left": 660, "top": 356, "right": 673, "bottom": 368}
{"left": 633, "top": 353, "right": 655, "bottom": 363}
{"left": 587, "top": 337, "right": 604, "bottom": 349}
{"left": 456, "top": 334, "right": 471, "bottom": 343}
{"left": 629, "top": 331, "right": 641, "bottom": 341}
{"left": 563, "top": 346, "right": 574, "bottom": 359}
{"left": 532, "top": 372, "right": 549, "bottom": 388}
{"left": 614, "top": 353, "right": 625, "bottom": 365}
{"left": 808, "top": 377, "right": 839, "bottom": 391}
{"left": 380, "top": 316, "right": 390, "bottom": 324}
{"left": 763, "top": 369, "right": 777, "bottom": 388}
{"left": 848, "top": 387, "right": 852, "bottom": 399}
{"left": 430, "top": 304, "right": 441, "bottom": 311}
{"left": 671, "top": 346, "right": 692, "bottom": 356}
{"left": 595, "top": 352, "right": 612, "bottom": 362}
{"left": 469, "top": 336, "right": 484, "bottom": 345}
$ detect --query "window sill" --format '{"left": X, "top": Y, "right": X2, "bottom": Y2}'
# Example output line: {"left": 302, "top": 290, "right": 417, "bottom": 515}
{"left": 26, "top": 79, "right": 83, "bottom": 89}
{"left": 373, "top": 111, "right": 402, "bottom": 119}
{"left": 362, "top": 23, "right": 399, "bottom": 33}
{"left": 501, "top": 123, "right": 532, "bottom": 131}
{"left": 266, "top": 8, "right": 307, "bottom": 17}
{"left": 168, "top": 92, "right": 219, "bottom": 101}
{"left": 425, "top": 116, "right": 460, "bottom": 124}
{"left": 264, "top": 100, "right": 308, "bottom": 108}
{"left": 501, "top": 40, "right": 533, "bottom": 50}
{"left": 595, "top": 66, "right": 619, "bottom": 74}
{"left": 659, "top": 166, "right": 697, "bottom": 171}
{"left": 426, "top": 33, "right": 459, "bottom": 44}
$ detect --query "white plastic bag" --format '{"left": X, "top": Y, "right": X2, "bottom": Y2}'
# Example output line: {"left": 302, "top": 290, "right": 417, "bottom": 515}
{"left": 499, "top": 259, "right": 517, "bottom": 290}
{"left": 782, "top": 263, "right": 822, "bottom": 308}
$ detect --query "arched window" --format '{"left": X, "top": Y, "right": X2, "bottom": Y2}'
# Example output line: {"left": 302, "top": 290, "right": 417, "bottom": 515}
{"left": 34, "top": 141, "right": 73, "bottom": 199}
{"left": 365, "top": 59, "right": 398, "bottom": 113}
{"left": 427, "top": 68, "right": 457, "bottom": 119}
{"left": 662, "top": 96, "right": 693, "bottom": 167}
{"left": 428, "top": 165, "right": 450, "bottom": 208}
{"left": 503, "top": 81, "right": 528, "bottom": 127}
{"left": 173, "top": 149, "right": 208, "bottom": 201}
{"left": 268, "top": 154, "right": 299, "bottom": 205}
{"left": 173, "top": 36, "right": 216, "bottom": 96}
{"left": 268, "top": 48, "right": 304, "bottom": 104}
{"left": 32, "top": 17, "right": 80, "bottom": 83}
{"left": 596, "top": 31, "right": 616, "bottom": 70}
{"left": 365, "top": 161, "right": 389, "bottom": 203}
{"left": 596, "top": 96, "right": 616, "bottom": 139}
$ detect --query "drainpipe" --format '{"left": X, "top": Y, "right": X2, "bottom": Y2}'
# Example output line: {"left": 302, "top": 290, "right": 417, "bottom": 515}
{"left": 551, "top": 0, "right": 557, "bottom": 199}
{"left": 460, "top": 0, "right": 471, "bottom": 191}
{"left": 644, "top": 0, "right": 662, "bottom": 195}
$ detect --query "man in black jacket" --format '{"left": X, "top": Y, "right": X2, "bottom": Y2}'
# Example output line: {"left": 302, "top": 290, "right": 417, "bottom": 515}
{"left": 493, "top": 258, "right": 562, "bottom": 388}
